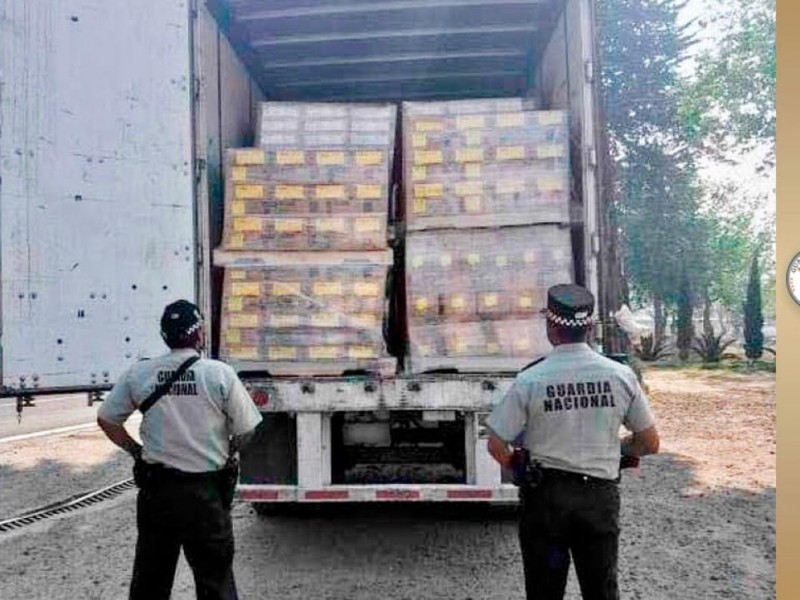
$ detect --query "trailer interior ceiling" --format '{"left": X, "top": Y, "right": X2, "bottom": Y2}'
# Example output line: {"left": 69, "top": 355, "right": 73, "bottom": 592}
{"left": 206, "top": 0, "right": 565, "bottom": 102}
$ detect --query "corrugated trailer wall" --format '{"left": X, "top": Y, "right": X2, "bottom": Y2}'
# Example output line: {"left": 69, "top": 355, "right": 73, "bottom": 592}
{"left": 193, "top": 1, "right": 265, "bottom": 355}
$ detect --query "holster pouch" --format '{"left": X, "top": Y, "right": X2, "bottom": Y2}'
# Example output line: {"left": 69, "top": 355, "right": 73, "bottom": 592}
{"left": 218, "top": 457, "right": 240, "bottom": 510}
{"left": 133, "top": 457, "right": 153, "bottom": 490}
{"left": 511, "top": 448, "right": 544, "bottom": 489}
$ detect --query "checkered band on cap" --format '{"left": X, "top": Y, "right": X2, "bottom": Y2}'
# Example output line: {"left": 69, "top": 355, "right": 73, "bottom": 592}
{"left": 545, "top": 308, "right": 593, "bottom": 328}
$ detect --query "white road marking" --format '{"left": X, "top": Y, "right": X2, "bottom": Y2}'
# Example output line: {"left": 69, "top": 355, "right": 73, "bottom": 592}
{"left": 0, "top": 417, "right": 142, "bottom": 444}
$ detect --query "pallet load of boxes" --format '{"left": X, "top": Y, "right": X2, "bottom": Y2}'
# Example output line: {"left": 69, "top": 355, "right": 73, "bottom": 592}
{"left": 216, "top": 99, "right": 573, "bottom": 377}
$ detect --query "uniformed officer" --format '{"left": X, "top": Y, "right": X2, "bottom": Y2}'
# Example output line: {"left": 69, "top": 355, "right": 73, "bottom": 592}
{"left": 97, "top": 300, "right": 263, "bottom": 600}
{"left": 487, "top": 284, "right": 659, "bottom": 600}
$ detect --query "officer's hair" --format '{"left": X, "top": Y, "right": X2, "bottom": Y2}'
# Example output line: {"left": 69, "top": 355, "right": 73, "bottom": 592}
{"left": 552, "top": 323, "right": 590, "bottom": 344}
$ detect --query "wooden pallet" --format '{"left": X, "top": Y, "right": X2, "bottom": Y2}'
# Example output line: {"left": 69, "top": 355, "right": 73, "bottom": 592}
{"left": 213, "top": 248, "right": 393, "bottom": 268}
{"left": 406, "top": 355, "right": 541, "bottom": 375}
{"left": 406, "top": 214, "right": 571, "bottom": 232}
{"left": 229, "top": 357, "right": 398, "bottom": 378}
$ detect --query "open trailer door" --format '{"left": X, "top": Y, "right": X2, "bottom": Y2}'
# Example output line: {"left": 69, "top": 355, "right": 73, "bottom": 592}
{"left": 0, "top": 0, "right": 197, "bottom": 396}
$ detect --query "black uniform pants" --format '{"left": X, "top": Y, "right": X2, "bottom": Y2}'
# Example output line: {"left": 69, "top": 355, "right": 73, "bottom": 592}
{"left": 129, "top": 474, "right": 237, "bottom": 600}
{"left": 519, "top": 472, "right": 620, "bottom": 600}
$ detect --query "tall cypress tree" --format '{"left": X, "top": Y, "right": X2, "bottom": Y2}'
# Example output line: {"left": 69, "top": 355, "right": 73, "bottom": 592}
{"left": 743, "top": 254, "right": 764, "bottom": 361}
{"left": 676, "top": 267, "right": 694, "bottom": 360}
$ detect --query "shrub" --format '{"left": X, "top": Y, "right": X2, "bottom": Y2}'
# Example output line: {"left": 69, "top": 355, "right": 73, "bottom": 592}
{"left": 635, "top": 333, "right": 672, "bottom": 362}
{"left": 692, "top": 330, "right": 736, "bottom": 363}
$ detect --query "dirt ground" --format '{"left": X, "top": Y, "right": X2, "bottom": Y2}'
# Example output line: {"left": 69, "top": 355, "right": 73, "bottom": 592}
{"left": 0, "top": 368, "right": 775, "bottom": 599}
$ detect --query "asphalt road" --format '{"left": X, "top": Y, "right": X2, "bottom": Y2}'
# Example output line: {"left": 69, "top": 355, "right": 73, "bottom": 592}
{"left": 0, "top": 394, "right": 101, "bottom": 441}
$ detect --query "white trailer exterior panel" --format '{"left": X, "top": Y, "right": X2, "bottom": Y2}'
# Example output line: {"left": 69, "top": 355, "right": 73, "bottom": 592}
{"left": 0, "top": 0, "right": 197, "bottom": 390}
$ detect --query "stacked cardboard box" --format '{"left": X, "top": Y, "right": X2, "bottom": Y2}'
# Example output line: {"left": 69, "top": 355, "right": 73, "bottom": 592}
{"left": 401, "top": 99, "right": 573, "bottom": 373}
{"left": 402, "top": 98, "right": 569, "bottom": 231}
{"left": 405, "top": 226, "right": 573, "bottom": 371}
{"left": 217, "top": 102, "right": 397, "bottom": 375}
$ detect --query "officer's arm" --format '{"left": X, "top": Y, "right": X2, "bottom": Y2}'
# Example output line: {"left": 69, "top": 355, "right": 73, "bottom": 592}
{"left": 97, "top": 417, "right": 142, "bottom": 459}
{"left": 621, "top": 426, "right": 660, "bottom": 457}
{"left": 230, "top": 430, "right": 256, "bottom": 454}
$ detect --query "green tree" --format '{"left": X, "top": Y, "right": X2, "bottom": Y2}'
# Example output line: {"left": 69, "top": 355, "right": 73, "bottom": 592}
{"left": 680, "top": 0, "right": 776, "bottom": 163}
{"left": 676, "top": 267, "right": 694, "bottom": 360}
{"left": 744, "top": 253, "right": 765, "bottom": 360}
{"left": 598, "top": 0, "right": 705, "bottom": 339}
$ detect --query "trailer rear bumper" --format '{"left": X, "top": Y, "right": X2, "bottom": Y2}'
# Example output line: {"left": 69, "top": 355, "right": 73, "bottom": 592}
{"left": 238, "top": 483, "right": 519, "bottom": 504}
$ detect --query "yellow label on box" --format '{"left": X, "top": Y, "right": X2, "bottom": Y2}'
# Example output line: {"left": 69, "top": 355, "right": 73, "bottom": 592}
{"left": 537, "top": 176, "right": 565, "bottom": 192}
{"left": 457, "top": 115, "right": 485, "bottom": 130}
{"left": 231, "top": 201, "right": 246, "bottom": 216}
{"left": 440, "top": 253, "right": 452, "bottom": 267}
{"left": 316, "top": 185, "right": 345, "bottom": 200}
{"left": 356, "top": 151, "right": 383, "bottom": 166}
{"left": 356, "top": 184, "right": 382, "bottom": 199}
{"left": 450, "top": 296, "right": 466, "bottom": 310}
{"left": 229, "top": 346, "right": 258, "bottom": 360}
{"left": 234, "top": 149, "right": 265, "bottom": 165}
{"left": 315, "top": 218, "right": 346, "bottom": 233}
{"left": 482, "top": 293, "right": 499, "bottom": 308}
{"left": 352, "top": 314, "right": 377, "bottom": 328}
{"left": 412, "top": 133, "right": 427, "bottom": 148}
{"left": 275, "top": 185, "right": 305, "bottom": 200}
{"left": 316, "top": 151, "right": 345, "bottom": 165}
{"left": 228, "top": 234, "right": 244, "bottom": 249}
{"left": 497, "top": 146, "right": 526, "bottom": 161}
{"left": 226, "top": 329, "right": 241, "bottom": 345}
{"left": 228, "top": 296, "right": 244, "bottom": 312}
{"left": 269, "top": 347, "right": 297, "bottom": 361}
{"left": 465, "top": 130, "right": 482, "bottom": 146}
{"left": 411, "top": 256, "right": 425, "bottom": 269}
{"left": 314, "top": 281, "right": 343, "bottom": 296}
{"left": 487, "top": 342, "right": 501, "bottom": 354}
{"left": 514, "top": 338, "right": 531, "bottom": 351}
{"left": 312, "top": 313, "right": 340, "bottom": 327}
{"left": 274, "top": 218, "right": 305, "bottom": 233}
{"left": 276, "top": 150, "right": 305, "bottom": 165}
{"left": 229, "top": 313, "right": 259, "bottom": 328}
{"left": 467, "top": 253, "right": 481, "bottom": 266}
{"left": 415, "top": 183, "right": 443, "bottom": 198}
{"left": 464, "top": 163, "right": 482, "bottom": 178}
{"left": 497, "top": 180, "right": 526, "bottom": 195}
{"left": 456, "top": 148, "right": 484, "bottom": 163}
{"left": 538, "top": 112, "right": 565, "bottom": 125}
{"left": 493, "top": 256, "right": 508, "bottom": 268}
{"left": 231, "top": 282, "right": 260, "bottom": 297}
{"left": 349, "top": 346, "right": 377, "bottom": 359}
{"left": 310, "top": 346, "right": 339, "bottom": 360}
{"left": 454, "top": 339, "right": 469, "bottom": 354}
{"left": 272, "top": 282, "right": 302, "bottom": 296}
{"left": 415, "top": 120, "right": 443, "bottom": 132}
{"left": 414, "top": 297, "right": 430, "bottom": 313}
{"left": 415, "top": 150, "right": 443, "bottom": 165}
{"left": 234, "top": 217, "right": 262, "bottom": 232}
{"left": 269, "top": 314, "right": 301, "bottom": 327}
{"left": 354, "top": 282, "right": 380, "bottom": 297}
{"left": 418, "top": 345, "right": 433, "bottom": 356}
{"left": 465, "top": 196, "right": 482, "bottom": 213}
{"left": 498, "top": 112, "right": 525, "bottom": 128}
{"left": 455, "top": 181, "right": 482, "bottom": 196}
{"left": 413, "top": 197, "right": 427, "bottom": 214}
{"left": 230, "top": 271, "right": 247, "bottom": 282}
{"left": 518, "top": 295, "right": 534, "bottom": 309}
{"left": 355, "top": 217, "right": 381, "bottom": 233}
{"left": 537, "top": 143, "right": 565, "bottom": 158}
{"left": 524, "top": 250, "right": 536, "bottom": 264}
{"left": 235, "top": 185, "right": 264, "bottom": 199}
{"left": 231, "top": 166, "right": 248, "bottom": 182}
{"left": 412, "top": 166, "right": 427, "bottom": 181}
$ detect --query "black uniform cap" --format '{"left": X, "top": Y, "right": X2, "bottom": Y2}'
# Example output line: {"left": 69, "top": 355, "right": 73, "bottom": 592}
{"left": 545, "top": 284, "right": 594, "bottom": 328}
{"left": 160, "top": 300, "right": 204, "bottom": 343}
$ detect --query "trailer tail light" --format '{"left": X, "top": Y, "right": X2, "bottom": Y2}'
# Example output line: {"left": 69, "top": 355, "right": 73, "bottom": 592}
{"left": 251, "top": 389, "right": 270, "bottom": 407}
{"left": 305, "top": 490, "right": 349, "bottom": 501}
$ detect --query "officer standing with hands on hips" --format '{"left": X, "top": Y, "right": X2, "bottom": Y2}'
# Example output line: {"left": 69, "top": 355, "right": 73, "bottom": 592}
{"left": 486, "top": 284, "right": 659, "bottom": 600}
{"left": 97, "top": 300, "right": 263, "bottom": 600}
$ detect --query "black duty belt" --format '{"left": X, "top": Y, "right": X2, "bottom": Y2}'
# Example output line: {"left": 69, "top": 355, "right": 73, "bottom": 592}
{"left": 145, "top": 463, "right": 226, "bottom": 482}
{"left": 539, "top": 468, "right": 618, "bottom": 486}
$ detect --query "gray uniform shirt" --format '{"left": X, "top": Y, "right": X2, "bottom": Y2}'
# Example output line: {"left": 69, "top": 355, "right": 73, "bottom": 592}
{"left": 487, "top": 343, "right": 655, "bottom": 480}
{"left": 98, "top": 349, "right": 263, "bottom": 473}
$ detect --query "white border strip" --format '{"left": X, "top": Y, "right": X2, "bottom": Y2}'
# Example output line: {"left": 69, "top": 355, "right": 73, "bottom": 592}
{"left": 0, "top": 423, "right": 99, "bottom": 444}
